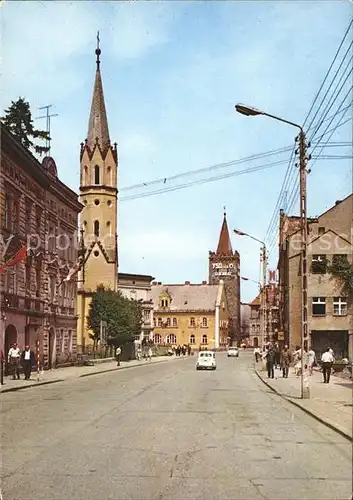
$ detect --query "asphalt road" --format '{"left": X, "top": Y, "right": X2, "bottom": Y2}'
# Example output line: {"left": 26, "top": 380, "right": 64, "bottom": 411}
{"left": 1, "top": 353, "right": 352, "bottom": 500}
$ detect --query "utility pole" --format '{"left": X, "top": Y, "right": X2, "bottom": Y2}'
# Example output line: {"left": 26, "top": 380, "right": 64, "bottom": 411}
{"left": 37, "top": 105, "right": 58, "bottom": 156}
{"left": 261, "top": 245, "right": 267, "bottom": 350}
{"left": 298, "top": 130, "right": 309, "bottom": 398}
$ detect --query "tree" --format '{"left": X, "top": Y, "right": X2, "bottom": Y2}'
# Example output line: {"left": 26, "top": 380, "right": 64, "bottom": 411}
{"left": 87, "top": 286, "right": 142, "bottom": 347}
{"left": 1, "top": 97, "right": 50, "bottom": 155}
{"left": 328, "top": 255, "right": 353, "bottom": 298}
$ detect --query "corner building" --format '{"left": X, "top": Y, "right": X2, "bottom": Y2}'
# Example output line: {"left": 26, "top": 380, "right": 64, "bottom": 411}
{"left": 77, "top": 44, "right": 118, "bottom": 351}
{"left": 209, "top": 212, "right": 240, "bottom": 343}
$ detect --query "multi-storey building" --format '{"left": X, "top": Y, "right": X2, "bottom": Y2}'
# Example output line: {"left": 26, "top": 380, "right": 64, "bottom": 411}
{"left": 77, "top": 42, "right": 119, "bottom": 351}
{"left": 0, "top": 124, "right": 82, "bottom": 369}
{"left": 150, "top": 281, "right": 229, "bottom": 350}
{"left": 278, "top": 194, "right": 353, "bottom": 359}
{"left": 118, "top": 273, "right": 154, "bottom": 342}
{"left": 209, "top": 211, "right": 241, "bottom": 343}
{"left": 248, "top": 283, "right": 280, "bottom": 348}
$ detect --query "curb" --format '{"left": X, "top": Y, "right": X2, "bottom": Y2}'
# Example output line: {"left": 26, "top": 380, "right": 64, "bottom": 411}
{"left": 254, "top": 369, "right": 353, "bottom": 443}
{"left": 0, "top": 379, "right": 64, "bottom": 394}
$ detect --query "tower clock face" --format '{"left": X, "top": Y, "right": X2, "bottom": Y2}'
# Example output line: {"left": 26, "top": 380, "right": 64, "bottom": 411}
{"left": 212, "top": 262, "right": 236, "bottom": 277}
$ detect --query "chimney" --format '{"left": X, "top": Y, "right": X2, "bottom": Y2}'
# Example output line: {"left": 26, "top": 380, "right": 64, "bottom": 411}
{"left": 185, "top": 281, "right": 190, "bottom": 285}
{"left": 157, "top": 282, "right": 162, "bottom": 285}
{"left": 202, "top": 280, "right": 207, "bottom": 285}
{"left": 152, "top": 281, "right": 157, "bottom": 286}
{"left": 335, "top": 200, "right": 341, "bottom": 205}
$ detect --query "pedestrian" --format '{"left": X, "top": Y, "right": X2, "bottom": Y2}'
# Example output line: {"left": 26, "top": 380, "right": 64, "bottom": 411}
{"left": 8, "top": 342, "right": 21, "bottom": 380}
{"left": 0, "top": 348, "right": 4, "bottom": 385}
{"left": 321, "top": 348, "right": 334, "bottom": 383}
{"left": 21, "top": 345, "right": 35, "bottom": 380}
{"left": 187, "top": 344, "right": 191, "bottom": 356}
{"left": 266, "top": 344, "right": 276, "bottom": 379}
{"left": 147, "top": 347, "right": 152, "bottom": 361}
{"left": 280, "top": 345, "right": 292, "bottom": 378}
{"left": 274, "top": 342, "right": 280, "bottom": 368}
{"left": 307, "top": 347, "right": 316, "bottom": 375}
{"left": 115, "top": 345, "right": 121, "bottom": 366}
{"left": 254, "top": 346, "right": 260, "bottom": 363}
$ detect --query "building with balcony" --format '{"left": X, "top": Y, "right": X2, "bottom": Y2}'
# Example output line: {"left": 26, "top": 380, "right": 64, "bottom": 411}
{"left": 278, "top": 194, "right": 353, "bottom": 359}
{"left": 117, "top": 272, "right": 154, "bottom": 342}
{"left": 150, "top": 280, "right": 229, "bottom": 350}
{"left": 0, "top": 124, "right": 82, "bottom": 369}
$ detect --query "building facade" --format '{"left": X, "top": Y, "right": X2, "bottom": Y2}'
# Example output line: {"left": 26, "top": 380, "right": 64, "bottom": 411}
{"left": 118, "top": 273, "right": 154, "bottom": 342}
{"left": 278, "top": 195, "right": 353, "bottom": 359}
{"left": 248, "top": 283, "right": 280, "bottom": 348}
{"left": 0, "top": 124, "right": 82, "bottom": 368}
{"left": 77, "top": 43, "right": 119, "bottom": 351}
{"left": 209, "top": 212, "right": 240, "bottom": 343}
{"left": 150, "top": 281, "right": 229, "bottom": 350}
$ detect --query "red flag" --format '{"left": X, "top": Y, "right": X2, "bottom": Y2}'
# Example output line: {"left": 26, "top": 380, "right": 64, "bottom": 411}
{"left": 234, "top": 230, "right": 246, "bottom": 236}
{"left": 64, "top": 260, "right": 80, "bottom": 282}
{"left": 0, "top": 245, "right": 28, "bottom": 273}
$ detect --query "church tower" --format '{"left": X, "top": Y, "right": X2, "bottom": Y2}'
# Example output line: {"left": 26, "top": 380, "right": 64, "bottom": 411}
{"left": 209, "top": 211, "right": 240, "bottom": 344}
{"left": 77, "top": 36, "right": 118, "bottom": 350}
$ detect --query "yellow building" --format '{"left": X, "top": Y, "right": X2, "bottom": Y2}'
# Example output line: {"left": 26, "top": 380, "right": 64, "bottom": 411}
{"left": 76, "top": 40, "right": 118, "bottom": 351}
{"left": 150, "top": 281, "right": 229, "bottom": 350}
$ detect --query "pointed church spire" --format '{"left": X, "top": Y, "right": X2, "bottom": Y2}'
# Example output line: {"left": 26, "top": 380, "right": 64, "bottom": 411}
{"left": 87, "top": 32, "right": 110, "bottom": 152}
{"left": 216, "top": 208, "right": 233, "bottom": 255}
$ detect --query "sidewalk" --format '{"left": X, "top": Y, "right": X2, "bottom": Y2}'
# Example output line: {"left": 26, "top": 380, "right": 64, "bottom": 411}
{"left": 0, "top": 355, "right": 182, "bottom": 394}
{"left": 255, "top": 364, "right": 353, "bottom": 441}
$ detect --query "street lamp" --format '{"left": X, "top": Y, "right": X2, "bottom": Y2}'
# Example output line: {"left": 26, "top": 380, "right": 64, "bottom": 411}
{"left": 234, "top": 229, "right": 267, "bottom": 351}
{"left": 235, "top": 103, "right": 309, "bottom": 400}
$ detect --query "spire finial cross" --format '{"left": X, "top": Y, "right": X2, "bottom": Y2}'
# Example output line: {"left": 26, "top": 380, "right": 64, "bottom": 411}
{"left": 95, "top": 31, "right": 101, "bottom": 70}
{"left": 223, "top": 205, "right": 226, "bottom": 217}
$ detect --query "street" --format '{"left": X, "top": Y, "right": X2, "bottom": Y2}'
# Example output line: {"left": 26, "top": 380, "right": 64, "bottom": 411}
{"left": 1, "top": 353, "right": 352, "bottom": 500}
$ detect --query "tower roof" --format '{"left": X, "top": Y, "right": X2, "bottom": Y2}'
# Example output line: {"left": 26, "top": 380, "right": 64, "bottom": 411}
{"left": 216, "top": 210, "right": 233, "bottom": 256}
{"left": 87, "top": 33, "right": 110, "bottom": 152}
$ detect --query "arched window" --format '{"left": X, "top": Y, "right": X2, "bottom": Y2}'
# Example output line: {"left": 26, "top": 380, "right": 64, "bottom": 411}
{"left": 253, "top": 337, "right": 259, "bottom": 348}
{"left": 166, "top": 334, "right": 176, "bottom": 345}
{"left": 107, "top": 166, "right": 112, "bottom": 185}
{"left": 190, "top": 317, "right": 195, "bottom": 327}
{"left": 153, "top": 317, "right": 156, "bottom": 327}
{"left": 251, "top": 325, "right": 255, "bottom": 333}
{"left": 94, "top": 220, "right": 99, "bottom": 237}
{"left": 83, "top": 166, "right": 88, "bottom": 184}
{"left": 157, "top": 318, "right": 162, "bottom": 327}
{"left": 190, "top": 334, "right": 195, "bottom": 345}
{"left": 153, "top": 334, "right": 161, "bottom": 344}
{"left": 202, "top": 334, "right": 208, "bottom": 344}
{"left": 94, "top": 165, "right": 100, "bottom": 184}
{"left": 172, "top": 317, "right": 177, "bottom": 327}
{"left": 166, "top": 318, "right": 171, "bottom": 327}
{"left": 202, "top": 317, "right": 208, "bottom": 327}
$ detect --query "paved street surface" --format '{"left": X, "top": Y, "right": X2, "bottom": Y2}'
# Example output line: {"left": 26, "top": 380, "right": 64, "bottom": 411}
{"left": 255, "top": 362, "right": 353, "bottom": 440}
{"left": 1, "top": 352, "right": 352, "bottom": 500}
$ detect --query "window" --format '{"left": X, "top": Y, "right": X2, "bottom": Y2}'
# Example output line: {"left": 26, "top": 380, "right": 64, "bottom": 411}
{"left": 153, "top": 334, "right": 161, "bottom": 344}
{"left": 333, "top": 297, "right": 347, "bottom": 316}
{"left": 202, "top": 334, "right": 208, "bottom": 344}
{"left": 251, "top": 325, "right": 255, "bottom": 333}
{"left": 35, "top": 260, "right": 41, "bottom": 297}
{"left": 94, "top": 220, "right": 99, "bottom": 237}
{"left": 332, "top": 254, "right": 348, "bottom": 267}
{"left": 190, "top": 334, "right": 195, "bottom": 344}
{"left": 25, "top": 200, "right": 32, "bottom": 234}
{"left": 172, "top": 317, "right": 177, "bottom": 327}
{"left": 4, "top": 195, "right": 11, "bottom": 229}
{"left": 202, "top": 317, "right": 208, "bottom": 328}
{"left": 13, "top": 199, "right": 19, "bottom": 233}
{"left": 5, "top": 268, "right": 16, "bottom": 294}
{"left": 318, "top": 226, "right": 325, "bottom": 235}
{"left": 166, "top": 334, "right": 176, "bottom": 344}
{"left": 107, "top": 166, "right": 112, "bottom": 185}
{"left": 166, "top": 318, "right": 171, "bottom": 327}
{"left": 157, "top": 318, "right": 162, "bottom": 327}
{"left": 68, "top": 330, "right": 73, "bottom": 353}
{"left": 94, "top": 165, "right": 100, "bottom": 184}
{"left": 311, "top": 255, "right": 327, "bottom": 274}
{"left": 25, "top": 260, "right": 31, "bottom": 295}
{"left": 83, "top": 166, "right": 88, "bottom": 184}
{"left": 256, "top": 325, "right": 260, "bottom": 333}
{"left": 190, "top": 317, "right": 196, "bottom": 327}
{"left": 50, "top": 275, "right": 56, "bottom": 303}
{"left": 60, "top": 329, "right": 65, "bottom": 353}
{"left": 35, "top": 206, "right": 42, "bottom": 232}
{"left": 312, "top": 297, "right": 326, "bottom": 316}
{"left": 153, "top": 317, "right": 156, "bottom": 327}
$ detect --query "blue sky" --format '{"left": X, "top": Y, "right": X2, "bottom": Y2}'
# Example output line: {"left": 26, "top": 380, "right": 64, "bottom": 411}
{"left": 2, "top": 1, "right": 352, "bottom": 302}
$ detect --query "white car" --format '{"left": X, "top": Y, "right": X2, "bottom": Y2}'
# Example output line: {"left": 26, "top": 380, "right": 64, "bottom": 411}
{"left": 196, "top": 351, "right": 217, "bottom": 370}
{"left": 227, "top": 347, "right": 239, "bottom": 357}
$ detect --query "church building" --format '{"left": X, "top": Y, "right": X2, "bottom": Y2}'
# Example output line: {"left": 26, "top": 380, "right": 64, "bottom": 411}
{"left": 76, "top": 41, "right": 118, "bottom": 351}
{"left": 209, "top": 212, "right": 241, "bottom": 343}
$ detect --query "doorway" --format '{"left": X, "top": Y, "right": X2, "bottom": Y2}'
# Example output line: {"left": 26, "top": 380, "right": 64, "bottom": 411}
{"left": 48, "top": 327, "right": 56, "bottom": 369}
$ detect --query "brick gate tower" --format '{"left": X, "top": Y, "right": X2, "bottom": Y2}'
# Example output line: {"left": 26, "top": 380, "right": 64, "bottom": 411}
{"left": 209, "top": 211, "right": 240, "bottom": 344}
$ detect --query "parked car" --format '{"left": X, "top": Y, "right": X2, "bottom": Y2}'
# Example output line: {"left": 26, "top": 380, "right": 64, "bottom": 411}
{"left": 196, "top": 351, "right": 217, "bottom": 370}
{"left": 227, "top": 347, "right": 239, "bottom": 357}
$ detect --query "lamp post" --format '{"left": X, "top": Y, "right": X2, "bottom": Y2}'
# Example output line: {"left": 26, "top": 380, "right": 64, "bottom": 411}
{"left": 235, "top": 103, "right": 309, "bottom": 399}
{"left": 234, "top": 229, "right": 267, "bottom": 351}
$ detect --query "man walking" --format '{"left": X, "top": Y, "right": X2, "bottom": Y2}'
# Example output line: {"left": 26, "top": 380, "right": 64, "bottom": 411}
{"left": 266, "top": 344, "right": 276, "bottom": 379}
{"left": 21, "top": 345, "right": 35, "bottom": 380}
{"left": 321, "top": 348, "right": 334, "bottom": 383}
{"left": 8, "top": 342, "right": 21, "bottom": 380}
{"left": 280, "top": 345, "right": 292, "bottom": 378}
{"left": 115, "top": 346, "right": 121, "bottom": 367}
